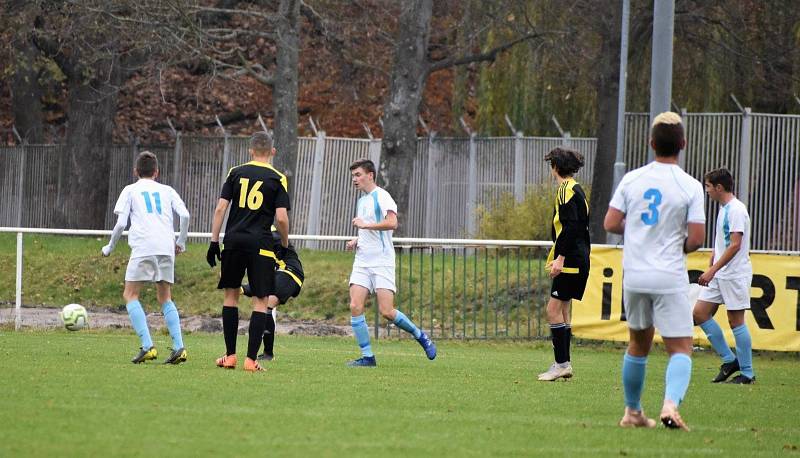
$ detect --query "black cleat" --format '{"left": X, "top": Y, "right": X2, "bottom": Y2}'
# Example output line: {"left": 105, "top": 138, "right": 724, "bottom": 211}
{"left": 712, "top": 359, "right": 740, "bottom": 383}
{"left": 727, "top": 374, "right": 755, "bottom": 384}
{"left": 132, "top": 347, "right": 158, "bottom": 364}
{"left": 163, "top": 348, "right": 187, "bottom": 365}
{"left": 256, "top": 353, "right": 274, "bottom": 361}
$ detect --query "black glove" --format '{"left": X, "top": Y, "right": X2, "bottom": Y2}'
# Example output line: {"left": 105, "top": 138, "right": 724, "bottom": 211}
{"left": 207, "top": 241, "right": 221, "bottom": 267}
{"left": 276, "top": 244, "right": 289, "bottom": 260}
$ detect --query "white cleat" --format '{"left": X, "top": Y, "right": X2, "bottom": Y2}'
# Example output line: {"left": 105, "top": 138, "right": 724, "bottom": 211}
{"left": 537, "top": 362, "right": 573, "bottom": 381}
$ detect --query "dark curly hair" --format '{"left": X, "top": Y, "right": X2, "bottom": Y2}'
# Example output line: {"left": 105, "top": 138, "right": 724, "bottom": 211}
{"left": 544, "top": 147, "right": 584, "bottom": 177}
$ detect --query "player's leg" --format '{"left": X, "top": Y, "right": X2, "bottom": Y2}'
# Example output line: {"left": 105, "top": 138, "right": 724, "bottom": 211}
{"left": 216, "top": 249, "right": 246, "bottom": 369}
{"left": 259, "top": 295, "right": 279, "bottom": 361}
{"left": 242, "top": 254, "right": 276, "bottom": 372}
{"left": 124, "top": 280, "right": 157, "bottom": 363}
{"left": 620, "top": 326, "right": 657, "bottom": 428}
{"left": 655, "top": 291, "right": 694, "bottom": 431}
{"left": 619, "top": 291, "right": 656, "bottom": 427}
{"left": 157, "top": 281, "right": 187, "bottom": 364}
{"left": 724, "top": 276, "right": 755, "bottom": 383}
{"left": 538, "top": 296, "right": 571, "bottom": 381}
{"left": 348, "top": 281, "right": 376, "bottom": 366}
{"left": 694, "top": 281, "right": 738, "bottom": 381}
{"left": 562, "top": 299, "right": 573, "bottom": 364}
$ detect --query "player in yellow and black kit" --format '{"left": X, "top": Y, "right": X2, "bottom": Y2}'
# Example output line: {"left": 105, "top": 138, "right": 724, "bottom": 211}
{"left": 207, "top": 132, "right": 290, "bottom": 372}
{"left": 538, "top": 147, "right": 590, "bottom": 382}
{"left": 242, "top": 228, "right": 304, "bottom": 361}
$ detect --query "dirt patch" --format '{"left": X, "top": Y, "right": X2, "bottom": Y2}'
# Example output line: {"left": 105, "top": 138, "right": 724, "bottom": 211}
{"left": 0, "top": 306, "right": 355, "bottom": 337}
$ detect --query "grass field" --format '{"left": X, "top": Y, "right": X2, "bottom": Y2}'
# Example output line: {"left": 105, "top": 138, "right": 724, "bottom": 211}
{"left": 1, "top": 331, "right": 798, "bottom": 457}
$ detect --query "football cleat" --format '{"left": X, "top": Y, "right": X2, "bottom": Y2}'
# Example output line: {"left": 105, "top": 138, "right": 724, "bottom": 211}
{"left": 727, "top": 374, "right": 756, "bottom": 384}
{"left": 132, "top": 346, "right": 158, "bottom": 364}
{"left": 416, "top": 332, "right": 437, "bottom": 360}
{"left": 619, "top": 407, "right": 657, "bottom": 428}
{"left": 216, "top": 354, "right": 237, "bottom": 369}
{"left": 257, "top": 353, "right": 274, "bottom": 361}
{"left": 537, "top": 362, "right": 573, "bottom": 381}
{"left": 346, "top": 356, "right": 377, "bottom": 367}
{"left": 243, "top": 358, "right": 265, "bottom": 372}
{"left": 163, "top": 348, "right": 187, "bottom": 365}
{"left": 712, "top": 359, "right": 740, "bottom": 383}
{"left": 660, "top": 402, "right": 690, "bottom": 431}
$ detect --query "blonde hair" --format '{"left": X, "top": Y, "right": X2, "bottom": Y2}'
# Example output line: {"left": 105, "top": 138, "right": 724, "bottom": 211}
{"left": 652, "top": 111, "right": 683, "bottom": 127}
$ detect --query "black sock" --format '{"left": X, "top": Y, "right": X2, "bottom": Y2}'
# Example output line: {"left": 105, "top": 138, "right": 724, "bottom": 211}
{"left": 565, "top": 325, "right": 572, "bottom": 362}
{"left": 222, "top": 306, "right": 239, "bottom": 356}
{"left": 550, "top": 323, "right": 568, "bottom": 364}
{"left": 248, "top": 311, "right": 267, "bottom": 361}
{"left": 263, "top": 309, "right": 275, "bottom": 356}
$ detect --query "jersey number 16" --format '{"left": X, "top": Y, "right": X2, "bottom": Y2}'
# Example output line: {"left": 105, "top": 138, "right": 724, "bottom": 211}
{"left": 238, "top": 178, "right": 264, "bottom": 210}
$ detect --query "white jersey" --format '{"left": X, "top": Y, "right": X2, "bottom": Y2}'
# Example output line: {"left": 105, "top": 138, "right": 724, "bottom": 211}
{"left": 609, "top": 161, "right": 705, "bottom": 294}
{"left": 113, "top": 179, "right": 190, "bottom": 259}
{"left": 353, "top": 187, "right": 397, "bottom": 268}
{"left": 713, "top": 197, "right": 752, "bottom": 279}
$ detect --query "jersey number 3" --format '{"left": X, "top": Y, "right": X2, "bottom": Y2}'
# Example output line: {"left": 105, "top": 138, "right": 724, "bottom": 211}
{"left": 641, "top": 188, "right": 662, "bottom": 225}
{"left": 238, "top": 178, "right": 264, "bottom": 210}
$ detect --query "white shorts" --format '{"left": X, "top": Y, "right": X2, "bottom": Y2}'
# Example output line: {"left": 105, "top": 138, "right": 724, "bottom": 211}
{"left": 698, "top": 276, "right": 752, "bottom": 311}
{"left": 349, "top": 266, "right": 396, "bottom": 293}
{"left": 624, "top": 289, "right": 693, "bottom": 338}
{"left": 125, "top": 255, "right": 175, "bottom": 283}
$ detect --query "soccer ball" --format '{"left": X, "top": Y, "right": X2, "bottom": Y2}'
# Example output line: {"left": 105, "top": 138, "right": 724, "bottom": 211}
{"left": 61, "top": 304, "right": 88, "bottom": 331}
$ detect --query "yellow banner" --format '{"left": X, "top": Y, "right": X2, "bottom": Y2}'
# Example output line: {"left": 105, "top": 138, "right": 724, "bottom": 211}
{"left": 573, "top": 247, "right": 800, "bottom": 352}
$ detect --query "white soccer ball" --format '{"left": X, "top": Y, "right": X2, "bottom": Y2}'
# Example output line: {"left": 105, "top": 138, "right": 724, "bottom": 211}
{"left": 61, "top": 304, "right": 88, "bottom": 331}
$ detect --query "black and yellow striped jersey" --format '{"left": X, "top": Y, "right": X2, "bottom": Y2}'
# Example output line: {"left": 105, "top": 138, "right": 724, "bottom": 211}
{"left": 547, "top": 178, "right": 590, "bottom": 267}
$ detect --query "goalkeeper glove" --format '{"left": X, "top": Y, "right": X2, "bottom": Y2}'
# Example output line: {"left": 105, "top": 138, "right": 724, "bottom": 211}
{"left": 207, "top": 241, "right": 221, "bottom": 267}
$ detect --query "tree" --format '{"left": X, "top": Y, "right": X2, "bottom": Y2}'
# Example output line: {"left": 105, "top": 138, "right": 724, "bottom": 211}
{"left": 380, "top": 0, "right": 546, "bottom": 234}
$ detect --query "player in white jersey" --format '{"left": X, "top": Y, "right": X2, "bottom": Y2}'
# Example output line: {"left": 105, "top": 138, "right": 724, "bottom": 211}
{"left": 605, "top": 112, "right": 706, "bottom": 431}
{"left": 102, "top": 151, "right": 190, "bottom": 365}
{"left": 693, "top": 168, "right": 755, "bottom": 384}
{"left": 344, "top": 158, "right": 436, "bottom": 367}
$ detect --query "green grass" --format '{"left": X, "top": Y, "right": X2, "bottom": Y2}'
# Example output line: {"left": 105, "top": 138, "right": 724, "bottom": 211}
{"left": 0, "top": 234, "right": 552, "bottom": 333}
{"left": 0, "top": 331, "right": 798, "bottom": 457}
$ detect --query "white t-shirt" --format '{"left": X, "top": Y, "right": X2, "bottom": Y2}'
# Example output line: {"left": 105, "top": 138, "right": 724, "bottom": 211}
{"left": 113, "top": 179, "right": 190, "bottom": 259}
{"left": 713, "top": 197, "right": 752, "bottom": 279}
{"left": 609, "top": 161, "right": 705, "bottom": 294}
{"left": 353, "top": 187, "right": 397, "bottom": 268}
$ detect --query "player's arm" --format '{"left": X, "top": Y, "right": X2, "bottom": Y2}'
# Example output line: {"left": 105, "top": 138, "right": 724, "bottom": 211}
{"left": 550, "top": 195, "right": 581, "bottom": 277}
{"left": 207, "top": 198, "right": 229, "bottom": 267}
{"left": 684, "top": 222, "right": 705, "bottom": 253}
{"left": 102, "top": 213, "right": 128, "bottom": 256}
{"left": 603, "top": 207, "right": 626, "bottom": 234}
{"left": 698, "top": 232, "right": 742, "bottom": 285}
{"left": 353, "top": 211, "right": 398, "bottom": 231}
{"left": 173, "top": 192, "right": 190, "bottom": 253}
{"left": 275, "top": 207, "right": 289, "bottom": 249}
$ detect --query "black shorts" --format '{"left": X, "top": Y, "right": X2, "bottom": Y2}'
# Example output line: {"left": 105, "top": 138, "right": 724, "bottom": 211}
{"left": 274, "top": 271, "right": 302, "bottom": 305}
{"left": 218, "top": 249, "right": 276, "bottom": 298}
{"left": 550, "top": 258, "right": 590, "bottom": 301}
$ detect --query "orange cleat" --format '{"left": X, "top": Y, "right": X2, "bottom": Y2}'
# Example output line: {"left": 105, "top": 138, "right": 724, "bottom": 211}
{"left": 216, "top": 354, "right": 237, "bottom": 369}
{"left": 243, "top": 357, "right": 265, "bottom": 372}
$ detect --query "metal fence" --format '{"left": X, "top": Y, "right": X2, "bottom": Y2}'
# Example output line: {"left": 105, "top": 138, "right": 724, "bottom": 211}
{"left": 1, "top": 111, "right": 798, "bottom": 251}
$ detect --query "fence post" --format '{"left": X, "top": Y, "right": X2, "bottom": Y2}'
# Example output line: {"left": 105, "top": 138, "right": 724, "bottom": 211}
{"left": 221, "top": 132, "right": 231, "bottom": 177}
{"left": 15, "top": 232, "right": 23, "bottom": 330}
{"left": 678, "top": 108, "right": 688, "bottom": 169}
{"left": 173, "top": 132, "right": 183, "bottom": 194}
{"left": 16, "top": 144, "right": 25, "bottom": 228}
{"left": 306, "top": 130, "right": 326, "bottom": 250}
{"left": 739, "top": 107, "right": 752, "bottom": 206}
{"left": 513, "top": 131, "right": 525, "bottom": 202}
{"left": 424, "top": 133, "right": 438, "bottom": 237}
{"left": 368, "top": 138, "right": 381, "bottom": 175}
{"left": 467, "top": 132, "right": 478, "bottom": 236}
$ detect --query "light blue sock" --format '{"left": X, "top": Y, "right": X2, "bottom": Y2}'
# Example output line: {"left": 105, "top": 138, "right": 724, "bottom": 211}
{"left": 664, "top": 353, "right": 692, "bottom": 406}
{"left": 732, "top": 324, "right": 754, "bottom": 378}
{"left": 351, "top": 315, "right": 374, "bottom": 358}
{"left": 622, "top": 353, "right": 647, "bottom": 410}
{"left": 161, "top": 300, "right": 184, "bottom": 350}
{"left": 699, "top": 319, "right": 736, "bottom": 363}
{"left": 126, "top": 300, "right": 153, "bottom": 349}
{"left": 393, "top": 310, "right": 422, "bottom": 339}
